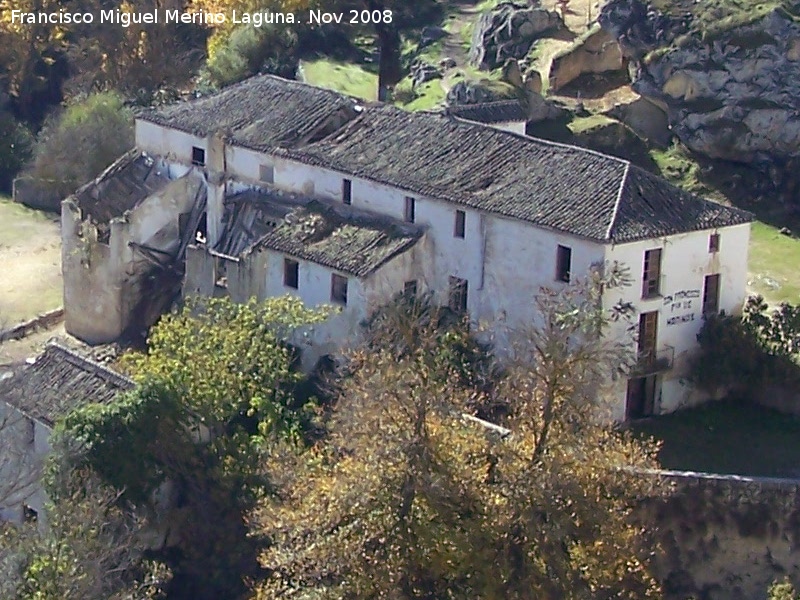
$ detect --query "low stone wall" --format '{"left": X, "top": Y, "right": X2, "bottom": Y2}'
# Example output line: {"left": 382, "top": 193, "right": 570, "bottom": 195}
{"left": 0, "top": 308, "right": 65, "bottom": 343}
{"left": 12, "top": 177, "right": 62, "bottom": 213}
{"left": 641, "top": 469, "right": 800, "bottom": 600}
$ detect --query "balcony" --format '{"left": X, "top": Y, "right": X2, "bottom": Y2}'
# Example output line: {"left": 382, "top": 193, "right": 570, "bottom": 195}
{"left": 631, "top": 345, "right": 674, "bottom": 376}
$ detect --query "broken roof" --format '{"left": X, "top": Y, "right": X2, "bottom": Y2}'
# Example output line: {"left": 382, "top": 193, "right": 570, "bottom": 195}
{"left": 0, "top": 343, "right": 133, "bottom": 427}
{"left": 217, "top": 189, "right": 423, "bottom": 277}
{"left": 70, "top": 149, "right": 169, "bottom": 225}
{"left": 444, "top": 100, "right": 528, "bottom": 124}
{"left": 138, "top": 75, "right": 361, "bottom": 152}
{"left": 282, "top": 104, "right": 752, "bottom": 243}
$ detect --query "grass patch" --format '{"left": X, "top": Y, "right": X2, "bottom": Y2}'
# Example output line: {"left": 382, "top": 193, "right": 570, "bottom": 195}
{"left": 630, "top": 399, "right": 800, "bottom": 477}
{"left": 649, "top": 143, "right": 713, "bottom": 197}
{"left": 299, "top": 59, "right": 378, "bottom": 101}
{"left": 0, "top": 197, "right": 58, "bottom": 247}
{"left": 748, "top": 221, "right": 800, "bottom": 305}
{"left": 403, "top": 80, "right": 447, "bottom": 111}
{"left": 567, "top": 114, "right": 616, "bottom": 134}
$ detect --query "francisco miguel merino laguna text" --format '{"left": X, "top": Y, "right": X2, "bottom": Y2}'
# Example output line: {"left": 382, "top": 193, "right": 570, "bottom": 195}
{"left": 10, "top": 9, "right": 306, "bottom": 27}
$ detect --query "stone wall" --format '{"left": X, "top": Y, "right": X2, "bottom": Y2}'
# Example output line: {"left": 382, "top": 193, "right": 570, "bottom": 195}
{"left": 12, "top": 177, "right": 62, "bottom": 213}
{"left": 641, "top": 469, "right": 800, "bottom": 600}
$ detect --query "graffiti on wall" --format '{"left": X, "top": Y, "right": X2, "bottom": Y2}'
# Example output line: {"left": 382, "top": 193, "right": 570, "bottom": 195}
{"left": 663, "top": 289, "right": 700, "bottom": 326}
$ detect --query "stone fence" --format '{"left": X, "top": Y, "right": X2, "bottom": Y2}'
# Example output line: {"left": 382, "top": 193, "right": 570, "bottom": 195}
{"left": 0, "top": 308, "right": 65, "bottom": 344}
{"left": 639, "top": 468, "right": 800, "bottom": 600}
{"left": 12, "top": 177, "right": 62, "bottom": 212}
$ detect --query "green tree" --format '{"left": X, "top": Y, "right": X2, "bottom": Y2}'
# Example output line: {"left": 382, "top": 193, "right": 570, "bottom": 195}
{"left": 59, "top": 295, "right": 331, "bottom": 599}
{"left": 0, "top": 468, "right": 165, "bottom": 600}
{"left": 27, "top": 92, "right": 134, "bottom": 199}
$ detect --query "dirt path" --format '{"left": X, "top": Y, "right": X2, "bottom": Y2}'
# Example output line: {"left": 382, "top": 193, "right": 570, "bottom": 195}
{"left": 0, "top": 200, "right": 63, "bottom": 326}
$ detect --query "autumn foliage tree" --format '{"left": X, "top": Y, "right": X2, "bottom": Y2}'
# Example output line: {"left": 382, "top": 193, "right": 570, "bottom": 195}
{"left": 255, "top": 273, "right": 667, "bottom": 599}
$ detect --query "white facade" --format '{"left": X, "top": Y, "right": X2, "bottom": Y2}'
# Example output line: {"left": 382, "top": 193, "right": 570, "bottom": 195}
{"left": 135, "top": 116, "right": 752, "bottom": 419}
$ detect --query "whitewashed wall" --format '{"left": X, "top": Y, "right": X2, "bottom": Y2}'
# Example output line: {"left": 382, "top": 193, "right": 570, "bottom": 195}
{"left": 135, "top": 120, "right": 206, "bottom": 167}
{"left": 603, "top": 222, "right": 752, "bottom": 416}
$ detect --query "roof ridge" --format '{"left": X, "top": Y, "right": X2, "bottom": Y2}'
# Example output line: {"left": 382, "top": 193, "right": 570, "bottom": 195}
{"left": 43, "top": 342, "right": 135, "bottom": 390}
{"left": 607, "top": 161, "right": 631, "bottom": 242}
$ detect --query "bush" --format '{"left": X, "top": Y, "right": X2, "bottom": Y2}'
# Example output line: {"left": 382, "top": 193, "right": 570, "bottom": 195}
{"left": 205, "top": 25, "right": 298, "bottom": 88}
{"left": 692, "top": 295, "right": 800, "bottom": 393}
{"left": 27, "top": 92, "right": 133, "bottom": 199}
{"left": 0, "top": 112, "right": 33, "bottom": 193}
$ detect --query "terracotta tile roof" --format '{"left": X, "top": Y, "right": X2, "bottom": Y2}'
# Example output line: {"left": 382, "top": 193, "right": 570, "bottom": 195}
{"left": 217, "top": 189, "right": 423, "bottom": 277}
{"left": 138, "top": 75, "right": 361, "bottom": 152}
{"left": 444, "top": 100, "right": 528, "bottom": 124}
{"left": 280, "top": 104, "right": 752, "bottom": 243}
{"left": 0, "top": 343, "right": 133, "bottom": 427}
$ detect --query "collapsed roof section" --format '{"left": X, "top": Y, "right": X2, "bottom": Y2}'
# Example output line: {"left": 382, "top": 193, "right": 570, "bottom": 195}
{"left": 217, "top": 188, "right": 423, "bottom": 278}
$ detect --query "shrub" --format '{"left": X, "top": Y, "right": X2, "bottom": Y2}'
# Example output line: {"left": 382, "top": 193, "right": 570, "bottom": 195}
{"left": 27, "top": 92, "right": 133, "bottom": 199}
{"left": 205, "top": 25, "right": 298, "bottom": 88}
{"left": 692, "top": 295, "right": 800, "bottom": 393}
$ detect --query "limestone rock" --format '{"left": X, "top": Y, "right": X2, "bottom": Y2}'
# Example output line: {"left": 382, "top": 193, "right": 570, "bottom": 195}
{"left": 524, "top": 68, "right": 543, "bottom": 95}
{"left": 502, "top": 58, "right": 524, "bottom": 88}
{"left": 446, "top": 80, "right": 507, "bottom": 106}
{"left": 548, "top": 25, "right": 625, "bottom": 91}
{"left": 410, "top": 60, "right": 442, "bottom": 89}
{"left": 469, "top": 1, "right": 563, "bottom": 70}
{"left": 599, "top": 0, "right": 800, "bottom": 165}
{"left": 419, "top": 26, "right": 447, "bottom": 49}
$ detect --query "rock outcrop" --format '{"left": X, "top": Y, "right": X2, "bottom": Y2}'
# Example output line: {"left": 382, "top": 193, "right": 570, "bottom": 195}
{"left": 548, "top": 25, "right": 626, "bottom": 91}
{"left": 470, "top": 1, "right": 563, "bottom": 70}
{"left": 599, "top": 0, "right": 800, "bottom": 165}
{"left": 446, "top": 80, "right": 516, "bottom": 106}
{"left": 410, "top": 60, "right": 442, "bottom": 89}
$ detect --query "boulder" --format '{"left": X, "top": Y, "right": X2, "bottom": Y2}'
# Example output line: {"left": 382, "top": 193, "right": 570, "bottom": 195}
{"left": 410, "top": 60, "right": 442, "bottom": 89}
{"left": 419, "top": 26, "right": 447, "bottom": 49}
{"left": 604, "top": 96, "right": 671, "bottom": 148}
{"left": 469, "top": 2, "right": 563, "bottom": 70}
{"left": 599, "top": 0, "right": 800, "bottom": 165}
{"left": 446, "top": 80, "right": 509, "bottom": 106}
{"left": 439, "top": 57, "right": 457, "bottom": 70}
{"left": 548, "top": 25, "right": 626, "bottom": 91}
{"left": 502, "top": 58, "right": 524, "bottom": 88}
{"left": 524, "top": 68, "right": 543, "bottom": 95}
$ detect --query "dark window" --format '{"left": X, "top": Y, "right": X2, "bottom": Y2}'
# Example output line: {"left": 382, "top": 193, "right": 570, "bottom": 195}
{"left": 638, "top": 311, "right": 659, "bottom": 361}
{"left": 284, "top": 258, "right": 299, "bottom": 289}
{"left": 215, "top": 257, "right": 228, "bottom": 289}
{"left": 260, "top": 164, "right": 274, "bottom": 184}
{"left": 404, "top": 196, "right": 415, "bottom": 223}
{"left": 191, "top": 146, "right": 205, "bottom": 167}
{"left": 556, "top": 245, "right": 572, "bottom": 282}
{"left": 454, "top": 210, "right": 466, "bottom": 238}
{"left": 23, "top": 505, "right": 37, "bottom": 523}
{"left": 403, "top": 280, "right": 418, "bottom": 297}
{"left": 449, "top": 276, "right": 468, "bottom": 313}
{"left": 342, "top": 179, "right": 352, "bottom": 205}
{"left": 331, "top": 273, "right": 348, "bottom": 305}
{"left": 703, "top": 274, "right": 721, "bottom": 316}
{"left": 642, "top": 249, "right": 662, "bottom": 298}
{"left": 709, "top": 233, "right": 720, "bottom": 253}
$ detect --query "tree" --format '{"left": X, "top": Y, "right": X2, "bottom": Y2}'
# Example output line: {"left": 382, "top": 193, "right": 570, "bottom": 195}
{"left": 0, "top": 112, "right": 33, "bottom": 193}
{"left": 255, "top": 271, "right": 666, "bottom": 598}
{"left": 26, "top": 92, "right": 134, "bottom": 199}
{"left": 0, "top": 467, "right": 165, "bottom": 600}
{"left": 60, "top": 295, "right": 331, "bottom": 599}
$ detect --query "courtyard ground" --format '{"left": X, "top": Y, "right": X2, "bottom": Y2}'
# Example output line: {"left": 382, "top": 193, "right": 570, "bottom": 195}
{"left": 630, "top": 400, "right": 800, "bottom": 478}
{"left": 0, "top": 198, "right": 62, "bottom": 327}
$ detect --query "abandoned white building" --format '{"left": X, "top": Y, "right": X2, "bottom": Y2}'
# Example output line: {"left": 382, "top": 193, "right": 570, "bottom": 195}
{"left": 0, "top": 343, "right": 134, "bottom": 526}
{"left": 62, "top": 74, "right": 753, "bottom": 420}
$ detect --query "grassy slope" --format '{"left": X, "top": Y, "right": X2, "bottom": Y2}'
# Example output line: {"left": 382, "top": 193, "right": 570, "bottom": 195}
{"left": 748, "top": 222, "right": 800, "bottom": 304}
{"left": 300, "top": 59, "right": 379, "bottom": 101}
{"left": 630, "top": 400, "right": 800, "bottom": 477}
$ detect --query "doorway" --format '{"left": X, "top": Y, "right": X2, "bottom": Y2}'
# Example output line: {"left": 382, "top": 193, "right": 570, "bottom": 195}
{"left": 626, "top": 375, "right": 658, "bottom": 420}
